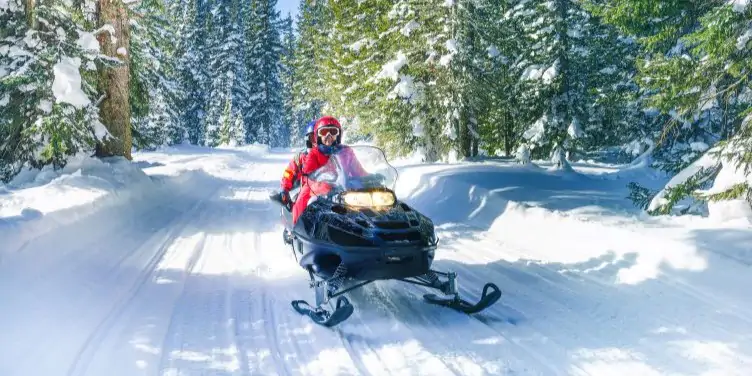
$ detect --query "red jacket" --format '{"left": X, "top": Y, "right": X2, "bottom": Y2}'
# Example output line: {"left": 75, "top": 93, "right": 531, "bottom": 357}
{"left": 280, "top": 149, "right": 308, "bottom": 191}
{"left": 302, "top": 145, "right": 368, "bottom": 195}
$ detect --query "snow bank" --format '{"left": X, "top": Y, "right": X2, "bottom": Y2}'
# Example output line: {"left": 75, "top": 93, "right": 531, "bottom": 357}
{"left": 1, "top": 155, "right": 156, "bottom": 254}
{"left": 696, "top": 152, "right": 752, "bottom": 223}
{"left": 397, "top": 159, "right": 752, "bottom": 281}
{"left": 0, "top": 144, "right": 272, "bottom": 254}
{"left": 647, "top": 147, "right": 721, "bottom": 213}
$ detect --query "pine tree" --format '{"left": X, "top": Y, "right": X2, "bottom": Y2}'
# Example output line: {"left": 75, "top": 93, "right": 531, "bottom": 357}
{"left": 596, "top": 0, "right": 752, "bottom": 215}
{"left": 290, "top": 0, "right": 327, "bottom": 142}
{"left": 129, "top": 0, "right": 184, "bottom": 149}
{"left": 174, "top": 0, "right": 210, "bottom": 145}
{"left": 244, "top": 0, "right": 285, "bottom": 147}
{"left": 280, "top": 14, "right": 298, "bottom": 146}
{"left": 0, "top": 0, "right": 108, "bottom": 182}
{"left": 203, "top": 0, "right": 234, "bottom": 146}
{"left": 474, "top": 0, "right": 539, "bottom": 157}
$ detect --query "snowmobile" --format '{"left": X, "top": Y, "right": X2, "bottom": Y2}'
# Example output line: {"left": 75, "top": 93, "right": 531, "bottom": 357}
{"left": 269, "top": 145, "right": 501, "bottom": 327}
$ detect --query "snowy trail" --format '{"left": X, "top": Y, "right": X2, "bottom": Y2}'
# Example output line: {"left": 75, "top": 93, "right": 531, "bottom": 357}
{"left": 1, "top": 146, "right": 752, "bottom": 375}
{"left": 0, "top": 148, "right": 519, "bottom": 376}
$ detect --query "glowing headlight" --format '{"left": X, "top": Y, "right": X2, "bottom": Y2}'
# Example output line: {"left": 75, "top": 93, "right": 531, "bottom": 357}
{"left": 342, "top": 191, "right": 395, "bottom": 208}
{"left": 370, "top": 191, "right": 396, "bottom": 206}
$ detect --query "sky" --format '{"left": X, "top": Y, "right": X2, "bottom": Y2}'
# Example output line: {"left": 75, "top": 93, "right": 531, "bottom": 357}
{"left": 276, "top": 0, "right": 300, "bottom": 21}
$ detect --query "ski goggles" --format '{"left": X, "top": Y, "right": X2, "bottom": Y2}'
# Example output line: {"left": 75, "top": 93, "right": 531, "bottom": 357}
{"left": 317, "top": 126, "right": 340, "bottom": 137}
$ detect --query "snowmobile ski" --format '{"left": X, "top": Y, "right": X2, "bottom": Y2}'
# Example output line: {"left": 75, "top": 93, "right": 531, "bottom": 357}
{"left": 291, "top": 296, "right": 354, "bottom": 327}
{"left": 423, "top": 282, "right": 502, "bottom": 314}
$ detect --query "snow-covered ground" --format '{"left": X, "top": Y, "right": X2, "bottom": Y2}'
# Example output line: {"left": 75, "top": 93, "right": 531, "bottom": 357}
{"left": 1, "top": 144, "right": 751, "bottom": 376}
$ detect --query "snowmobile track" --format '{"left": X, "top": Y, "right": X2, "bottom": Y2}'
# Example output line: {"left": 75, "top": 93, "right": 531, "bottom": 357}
{"left": 155, "top": 232, "right": 208, "bottom": 374}
{"left": 66, "top": 184, "right": 220, "bottom": 376}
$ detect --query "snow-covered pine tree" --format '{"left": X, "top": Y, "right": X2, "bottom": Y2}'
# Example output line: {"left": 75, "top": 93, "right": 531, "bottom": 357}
{"left": 228, "top": 0, "right": 250, "bottom": 145}
{"left": 596, "top": 0, "right": 752, "bottom": 216}
{"left": 203, "top": 0, "right": 234, "bottom": 146}
{"left": 279, "top": 14, "right": 298, "bottom": 147}
{"left": 324, "top": 0, "right": 394, "bottom": 142}
{"left": 419, "top": 0, "right": 472, "bottom": 162}
{"left": 474, "top": 0, "right": 541, "bottom": 157}
{"left": 174, "top": 0, "right": 210, "bottom": 145}
{"left": 128, "top": 0, "right": 184, "bottom": 149}
{"left": 440, "top": 0, "right": 487, "bottom": 159}
{"left": 244, "top": 0, "right": 285, "bottom": 147}
{"left": 323, "top": 0, "right": 467, "bottom": 162}
{"left": 289, "top": 0, "right": 327, "bottom": 142}
{"left": 574, "top": 1, "right": 645, "bottom": 158}
{"left": 0, "top": 0, "right": 108, "bottom": 182}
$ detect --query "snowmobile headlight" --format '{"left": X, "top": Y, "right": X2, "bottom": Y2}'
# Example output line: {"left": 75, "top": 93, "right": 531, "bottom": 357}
{"left": 370, "top": 191, "right": 396, "bottom": 207}
{"left": 342, "top": 191, "right": 395, "bottom": 208}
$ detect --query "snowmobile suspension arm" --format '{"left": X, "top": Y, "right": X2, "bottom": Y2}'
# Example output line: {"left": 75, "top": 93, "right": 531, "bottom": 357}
{"left": 329, "top": 280, "right": 375, "bottom": 299}
{"left": 400, "top": 277, "right": 437, "bottom": 289}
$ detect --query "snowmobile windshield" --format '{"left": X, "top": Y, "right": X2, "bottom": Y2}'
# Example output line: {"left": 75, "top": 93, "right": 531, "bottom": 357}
{"left": 307, "top": 145, "right": 399, "bottom": 205}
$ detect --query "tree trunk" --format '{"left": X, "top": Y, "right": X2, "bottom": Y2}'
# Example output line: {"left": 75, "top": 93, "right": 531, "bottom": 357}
{"left": 96, "top": 0, "right": 131, "bottom": 160}
{"left": 504, "top": 112, "right": 512, "bottom": 157}
{"left": 25, "top": 0, "right": 36, "bottom": 29}
{"left": 458, "top": 109, "right": 471, "bottom": 158}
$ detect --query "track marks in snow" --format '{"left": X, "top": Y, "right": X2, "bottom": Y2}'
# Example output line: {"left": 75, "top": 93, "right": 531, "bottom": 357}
{"left": 66, "top": 184, "right": 218, "bottom": 376}
{"left": 0, "top": 176, "right": 222, "bottom": 376}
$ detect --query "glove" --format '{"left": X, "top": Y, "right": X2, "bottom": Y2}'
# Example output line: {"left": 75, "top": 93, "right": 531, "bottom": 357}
{"left": 281, "top": 190, "right": 292, "bottom": 211}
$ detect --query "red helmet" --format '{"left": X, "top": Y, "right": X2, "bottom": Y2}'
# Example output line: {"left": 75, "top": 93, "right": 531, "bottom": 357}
{"left": 314, "top": 116, "right": 342, "bottom": 145}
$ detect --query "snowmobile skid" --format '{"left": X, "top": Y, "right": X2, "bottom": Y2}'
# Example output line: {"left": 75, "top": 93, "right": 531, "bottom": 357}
{"left": 290, "top": 263, "right": 501, "bottom": 327}
{"left": 270, "top": 145, "right": 502, "bottom": 327}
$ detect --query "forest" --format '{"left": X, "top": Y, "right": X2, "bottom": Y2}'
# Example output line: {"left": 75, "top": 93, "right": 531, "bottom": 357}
{"left": 1, "top": 0, "right": 751, "bottom": 216}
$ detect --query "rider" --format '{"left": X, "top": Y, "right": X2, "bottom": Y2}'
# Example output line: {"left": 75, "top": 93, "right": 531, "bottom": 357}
{"left": 292, "top": 115, "right": 368, "bottom": 224}
{"left": 278, "top": 120, "right": 316, "bottom": 210}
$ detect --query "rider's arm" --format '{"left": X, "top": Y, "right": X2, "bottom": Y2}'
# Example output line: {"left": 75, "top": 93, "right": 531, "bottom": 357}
{"left": 281, "top": 157, "right": 299, "bottom": 191}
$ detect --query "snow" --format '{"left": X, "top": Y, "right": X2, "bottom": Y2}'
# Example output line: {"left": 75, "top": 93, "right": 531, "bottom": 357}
{"left": 690, "top": 141, "right": 710, "bottom": 152}
{"left": 400, "top": 20, "right": 420, "bottom": 36}
{"left": 648, "top": 147, "right": 720, "bottom": 213}
{"left": 522, "top": 61, "right": 558, "bottom": 84}
{"left": 487, "top": 45, "right": 500, "bottom": 58}
{"left": 38, "top": 99, "right": 52, "bottom": 114}
{"left": 729, "top": 0, "right": 750, "bottom": 12}
{"left": 77, "top": 30, "right": 100, "bottom": 52}
{"left": 388, "top": 74, "right": 423, "bottom": 103}
{"left": 93, "top": 24, "right": 118, "bottom": 45}
{"left": 524, "top": 114, "right": 547, "bottom": 143}
{"left": 737, "top": 28, "right": 752, "bottom": 50}
{"left": 349, "top": 39, "right": 369, "bottom": 52}
{"left": 568, "top": 118, "right": 583, "bottom": 139}
{"left": 439, "top": 39, "right": 458, "bottom": 66}
{"left": 0, "top": 0, "right": 17, "bottom": 11}
{"left": 411, "top": 116, "right": 424, "bottom": 137}
{"left": 1, "top": 144, "right": 752, "bottom": 375}
{"left": 695, "top": 149, "right": 752, "bottom": 223}
{"left": 376, "top": 51, "right": 408, "bottom": 81}
{"left": 52, "top": 56, "right": 91, "bottom": 109}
